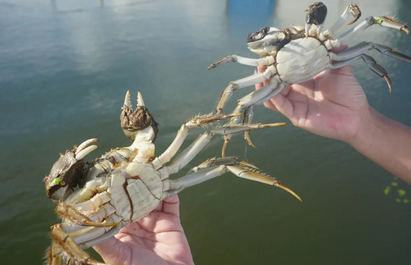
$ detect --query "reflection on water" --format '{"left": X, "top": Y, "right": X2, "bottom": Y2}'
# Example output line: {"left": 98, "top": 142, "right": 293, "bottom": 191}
{"left": 0, "top": 0, "right": 410, "bottom": 264}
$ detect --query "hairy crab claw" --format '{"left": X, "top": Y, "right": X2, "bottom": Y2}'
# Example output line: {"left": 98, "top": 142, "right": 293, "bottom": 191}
{"left": 43, "top": 138, "right": 98, "bottom": 201}
{"left": 120, "top": 90, "right": 159, "bottom": 143}
{"left": 346, "top": 4, "right": 361, "bottom": 25}
{"left": 305, "top": 2, "right": 328, "bottom": 37}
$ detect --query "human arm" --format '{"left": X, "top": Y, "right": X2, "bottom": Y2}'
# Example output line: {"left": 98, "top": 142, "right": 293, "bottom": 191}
{"left": 93, "top": 195, "right": 194, "bottom": 265}
{"left": 257, "top": 66, "right": 411, "bottom": 184}
{"left": 348, "top": 107, "right": 411, "bottom": 184}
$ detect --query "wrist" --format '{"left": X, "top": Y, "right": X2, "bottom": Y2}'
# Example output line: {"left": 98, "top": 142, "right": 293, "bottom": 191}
{"left": 346, "top": 106, "right": 380, "bottom": 149}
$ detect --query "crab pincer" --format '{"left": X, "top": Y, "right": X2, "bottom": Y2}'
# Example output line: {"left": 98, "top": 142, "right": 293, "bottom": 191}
{"left": 44, "top": 138, "right": 98, "bottom": 201}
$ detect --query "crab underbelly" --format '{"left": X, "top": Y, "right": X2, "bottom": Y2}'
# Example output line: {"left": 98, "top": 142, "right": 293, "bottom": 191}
{"left": 66, "top": 162, "right": 163, "bottom": 245}
{"left": 276, "top": 37, "right": 330, "bottom": 84}
{"left": 107, "top": 164, "right": 162, "bottom": 222}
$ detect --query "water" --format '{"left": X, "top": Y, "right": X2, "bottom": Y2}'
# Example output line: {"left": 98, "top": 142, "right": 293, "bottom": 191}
{"left": 1, "top": 0, "right": 410, "bottom": 264}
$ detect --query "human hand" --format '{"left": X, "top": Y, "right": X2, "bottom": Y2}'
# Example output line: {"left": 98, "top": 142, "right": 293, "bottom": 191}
{"left": 93, "top": 195, "right": 194, "bottom": 265}
{"left": 256, "top": 65, "right": 370, "bottom": 142}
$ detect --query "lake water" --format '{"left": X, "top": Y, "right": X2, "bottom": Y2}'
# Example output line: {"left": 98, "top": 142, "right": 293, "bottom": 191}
{"left": 1, "top": 0, "right": 410, "bottom": 264}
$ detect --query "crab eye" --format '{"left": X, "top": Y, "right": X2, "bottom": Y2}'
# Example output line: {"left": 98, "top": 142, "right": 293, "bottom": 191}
{"left": 51, "top": 177, "right": 62, "bottom": 186}
{"left": 50, "top": 177, "right": 66, "bottom": 187}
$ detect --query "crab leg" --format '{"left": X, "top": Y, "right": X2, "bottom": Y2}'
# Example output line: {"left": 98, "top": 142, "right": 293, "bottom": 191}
{"left": 253, "top": 83, "right": 287, "bottom": 106}
{"left": 164, "top": 121, "right": 285, "bottom": 175}
{"left": 226, "top": 165, "right": 302, "bottom": 201}
{"left": 305, "top": 2, "right": 327, "bottom": 37}
{"left": 165, "top": 133, "right": 214, "bottom": 174}
{"left": 220, "top": 80, "right": 285, "bottom": 155}
{"left": 55, "top": 203, "right": 117, "bottom": 227}
{"left": 241, "top": 85, "right": 288, "bottom": 149}
{"left": 329, "top": 41, "right": 411, "bottom": 92}
{"left": 232, "top": 65, "right": 277, "bottom": 90}
{"left": 49, "top": 224, "right": 109, "bottom": 265}
{"left": 323, "top": 4, "right": 361, "bottom": 38}
{"left": 243, "top": 106, "right": 255, "bottom": 148}
{"left": 210, "top": 123, "right": 286, "bottom": 135}
{"left": 186, "top": 156, "right": 259, "bottom": 174}
{"left": 242, "top": 82, "right": 288, "bottom": 148}
{"left": 215, "top": 122, "right": 286, "bottom": 157}
{"left": 162, "top": 158, "right": 252, "bottom": 197}
{"left": 59, "top": 210, "right": 124, "bottom": 246}
{"left": 330, "top": 42, "right": 411, "bottom": 63}
{"left": 338, "top": 16, "right": 409, "bottom": 44}
{"left": 80, "top": 224, "right": 123, "bottom": 249}
{"left": 207, "top": 55, "right": 275, "bottom": 70}
{"left": 238, "top": 78, "right": 281, "bottom": 107}
{"left": 151, "top": 113, "right": 235, "bottom": 170}
{"left": 165, "top": 165, "right": 227, "bottom": 194}
{"left": 330, "top": 54, "right": 393, "bottom": 92}
{"left": 226, "top": 78, "right": 279, "bottom": 122}
{"left": 215, "top": 65, "right": 277, "bottom": 114}
{"left": 164, "top": 158, "right": 302, "bottom": 202}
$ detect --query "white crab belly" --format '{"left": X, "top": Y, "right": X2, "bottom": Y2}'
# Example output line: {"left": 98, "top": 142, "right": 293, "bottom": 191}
{"left": 276, "top": 37, "right": 330, "bottom": 84}
{"left": 65, "top": 162, "right": 163, "bottom": 245}
{"left": 108, "top": 163, "right": 162, "bottom": 222}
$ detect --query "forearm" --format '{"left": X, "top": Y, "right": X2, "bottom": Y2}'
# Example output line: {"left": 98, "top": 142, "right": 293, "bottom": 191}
{"left": 347, "top": 107, "right": 411, "bottom": 184}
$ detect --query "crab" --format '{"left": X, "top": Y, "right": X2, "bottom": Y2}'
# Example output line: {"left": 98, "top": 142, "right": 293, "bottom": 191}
{"left": 207, "top": 2, "right": 411, "bottom": 155}
{"left": 43, "top": 90, "right": 301, "bottom": 264}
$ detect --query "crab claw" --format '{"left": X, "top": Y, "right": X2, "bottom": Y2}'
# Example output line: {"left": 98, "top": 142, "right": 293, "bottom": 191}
{"left": 44, "top": 139, "right": 98, "bottom": 201}
{"left": 305, "top": 23, "right": 312, "bottom": 37}
{"left": 124, "top": 90, "right": 132, "bottom": 108}
{"left": 120, "top": 90, "right": 159, "bottom": 142}
{"left": 75, "top": 138, "right": 98, "bottom": 160}
{"left": 137, "top": 91, "right": 145, "bottom": 107}
{"left": 347, "top": 4, "right": 361, "bottom": 25}
{"left": 305, "top": 2, "right": 327, "bottom": 37}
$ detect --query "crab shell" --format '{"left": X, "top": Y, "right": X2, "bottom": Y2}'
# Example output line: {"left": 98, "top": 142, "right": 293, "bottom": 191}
{"left": 276, "top": 35, "right": 330, "bottom": 84}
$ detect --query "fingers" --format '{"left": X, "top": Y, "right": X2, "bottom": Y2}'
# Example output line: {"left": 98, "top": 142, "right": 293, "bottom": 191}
{"left": 263, "top": 98, "right": 279, "bottom": 111}
{"left": 256, "top": 66, "right": 271, "bottom": 87}
{"left": 93, "top": 236, "right": 123, "bottom": 262}
{"left": 152, "top": 195, "right": 180, "bottom": 217}
{"left": 255, "top": 66, "right": 297, "bottom": 121}
{"left": 314, "top": 65, "right": 356, "bottom": 85}
{"left": 257, "top": 66, "right": 266, "bottom": 72}
{"left": 162, "top": 195, "right": 180, "bottom": 217}
{"left": 267, "top": 86, "right": 293, "bottom": 119}
{"left": 331, "top": 44, "right": 348, "bottom": 54}
{"left": 332, "top": 65, "right": 354, "bottom": 76}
